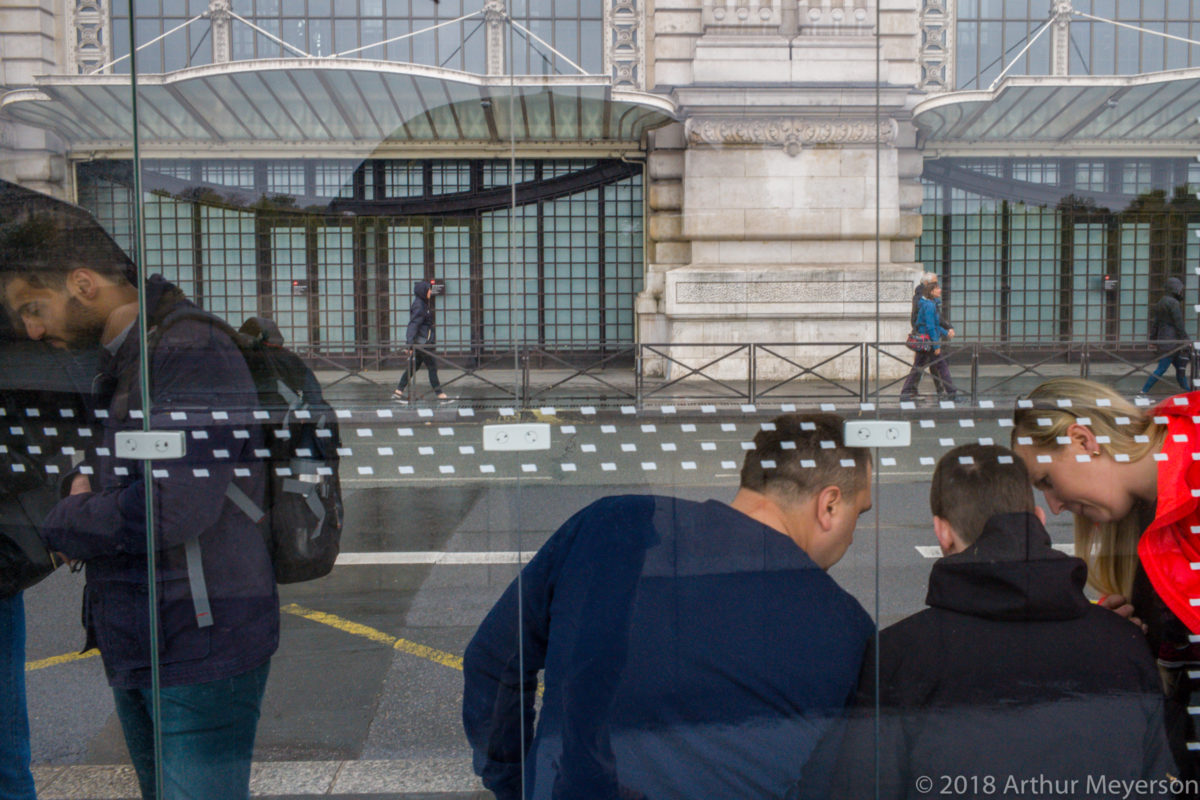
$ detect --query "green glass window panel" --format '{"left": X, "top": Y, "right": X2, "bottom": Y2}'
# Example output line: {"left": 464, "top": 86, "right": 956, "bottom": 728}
{"left": 1118, "top": 223, "right": 1151, "bottom": 339}
{"left": 1072, "top": 224, "right": 1107, "bottom": 340}
{"left": 270, "top": 227, "right": 310, "bottom": 348}
{"left": 316, "top": 227, "right": 356, "bottom": 350}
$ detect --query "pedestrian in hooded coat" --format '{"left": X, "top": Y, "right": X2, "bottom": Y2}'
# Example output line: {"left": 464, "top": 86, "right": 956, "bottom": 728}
{"left": 392, "top": 279, "right": 450, "bottom": 404}
{"left": 1143, "top": 276, "right": 1192, "bottom": 394}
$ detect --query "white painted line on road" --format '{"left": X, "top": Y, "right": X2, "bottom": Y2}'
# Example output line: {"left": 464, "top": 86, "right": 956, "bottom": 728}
{"left": 915, "top": 543, "right": 1075, "bottom": 559}
{"left": 335, "top": 551, "right": 535, "bottom": 565}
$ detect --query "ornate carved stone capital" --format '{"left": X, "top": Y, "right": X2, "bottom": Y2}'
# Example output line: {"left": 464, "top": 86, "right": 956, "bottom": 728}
{"left": 685, "top": 116, "right": 899, "bottom": 155}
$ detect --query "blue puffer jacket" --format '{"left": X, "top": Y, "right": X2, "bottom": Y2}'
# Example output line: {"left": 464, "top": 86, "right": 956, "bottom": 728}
{"left": 916, "top": 295, "right": 949, "bottom": 347}
{"left": 40, "top": 276, "right": 278, "bottom": 689}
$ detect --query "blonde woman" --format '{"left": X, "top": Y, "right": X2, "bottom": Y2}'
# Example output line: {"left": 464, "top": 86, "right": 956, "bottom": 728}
{"left": 1011, "top": 377, "right": 1200, "bottom": 781}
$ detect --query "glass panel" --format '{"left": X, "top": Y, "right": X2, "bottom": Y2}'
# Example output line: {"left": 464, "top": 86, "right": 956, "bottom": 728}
{"left": 20, "top": 1, "right": 1200, "bottom": 799}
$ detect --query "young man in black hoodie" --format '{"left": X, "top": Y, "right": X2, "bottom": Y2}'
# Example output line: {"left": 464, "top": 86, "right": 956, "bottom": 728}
{"left": 831, "top": 444, "right": 1176, "bottom": 799}
{"left": 392, "top": 279, "right": 451, "bottom": 404}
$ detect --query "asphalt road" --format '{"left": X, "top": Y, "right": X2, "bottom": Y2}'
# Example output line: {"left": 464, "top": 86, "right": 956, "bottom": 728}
{"left": 21, "top": 409, "right": 1078, "bottom": 798}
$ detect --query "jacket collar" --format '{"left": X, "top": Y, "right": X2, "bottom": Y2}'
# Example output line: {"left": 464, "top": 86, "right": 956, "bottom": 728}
{"left": 926, "top": 512, "right": 1091, "bottom": 621}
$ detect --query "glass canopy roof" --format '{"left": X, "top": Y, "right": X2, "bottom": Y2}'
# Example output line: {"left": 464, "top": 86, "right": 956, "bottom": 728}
{"left": 0, "top": 60, "right": 674, "bottom": 151}
{"left": 914, "top": 69, "right": 1200, "bottom": 152}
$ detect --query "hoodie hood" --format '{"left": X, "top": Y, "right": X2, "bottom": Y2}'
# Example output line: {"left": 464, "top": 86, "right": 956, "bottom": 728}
{"left": 414, "top": 280, "right": 430, "bottom": 302}
{"left": 925, "top": 512, "right": 1091, "bottom": 622}
{"left": 1166, "top": 277, "right": 1184, "bottom": 299}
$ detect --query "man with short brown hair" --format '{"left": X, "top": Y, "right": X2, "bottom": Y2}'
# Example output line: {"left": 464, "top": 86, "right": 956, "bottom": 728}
{"left": 464, "top": 413, "right": 874, "bottom": 800}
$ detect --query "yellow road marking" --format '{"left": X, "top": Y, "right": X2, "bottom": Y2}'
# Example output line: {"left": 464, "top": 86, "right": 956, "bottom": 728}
{"left": 26, "top": 649, "right": 100, "bottom": 672}
{"left": 282, "top": 603, "right": 464, "bottom": 671}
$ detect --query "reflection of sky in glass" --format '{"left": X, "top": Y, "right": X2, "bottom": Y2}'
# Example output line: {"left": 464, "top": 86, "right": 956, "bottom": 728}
{"left": 955, "top": 0, "right": 1200, "bottom": 89}
{"left": 114, "top": 0, "right": 605, "bottom": 75}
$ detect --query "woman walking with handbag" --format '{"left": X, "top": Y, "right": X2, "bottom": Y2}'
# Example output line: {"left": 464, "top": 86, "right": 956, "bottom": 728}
{"left": 900, "top": 275, "right": 957, "bottom": 402}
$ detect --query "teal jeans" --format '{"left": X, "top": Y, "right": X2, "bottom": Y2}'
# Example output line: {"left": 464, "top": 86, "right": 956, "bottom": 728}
{"left": 0, "top": 592, "right": 35, "bottom": 800}
{"left": 112, "top": 659, "right": 270, "bottom": 800}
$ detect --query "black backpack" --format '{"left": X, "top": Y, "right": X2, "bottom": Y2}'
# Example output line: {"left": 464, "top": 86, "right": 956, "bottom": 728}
{"left": 154, "top": 311, "right": 343, "bottom": 586}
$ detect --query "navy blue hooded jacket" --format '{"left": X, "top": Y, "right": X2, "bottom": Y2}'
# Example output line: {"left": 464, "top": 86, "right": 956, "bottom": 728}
{"left": 463, "top": 494, "right": 873, "bottom": 800}
{"left": 40, "top": 276, "right": 279, "bottom": 689}
{"left": 406, "top": 280, "right": 435, "bottom": 346}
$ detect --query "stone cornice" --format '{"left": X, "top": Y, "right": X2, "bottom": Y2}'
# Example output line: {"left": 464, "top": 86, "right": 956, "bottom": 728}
{"left": 685, "top": 116, "right": 899, "bottom": 154}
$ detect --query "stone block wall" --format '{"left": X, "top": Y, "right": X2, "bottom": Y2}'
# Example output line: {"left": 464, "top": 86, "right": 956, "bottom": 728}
{"left": 640, "top": 0, "right": 926, "bottom": 382}
{"left": 0, "top": 1, "right": 67, "bottom": 195}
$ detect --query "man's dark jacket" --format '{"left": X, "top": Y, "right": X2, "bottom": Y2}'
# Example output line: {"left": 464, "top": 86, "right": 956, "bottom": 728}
{"left": 1150, "top": 277, "right": 1189, "bottom": 354}
{"left": 406, "top": 280, "right": 435, "bottom": 346}
{"left": 40, "top": 276, "right": 278, "bottom": 689}
{"left": 832, "top": 512, "right": 1174, "bottom": 799}
{"left": 463, "top": 495, "right": 874, "bottom": 800}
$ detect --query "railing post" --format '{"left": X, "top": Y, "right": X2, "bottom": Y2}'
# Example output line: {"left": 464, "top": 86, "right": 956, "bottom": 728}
{"left": 970, "top": 344, "right": 979, "bottom": 406}
{"left": 1080, "top": 343, "right": 1089, "bottom": 380}
{"left": 860, "top": 343, "right": 869, "bottom": 403}
{"left": 520, "top": 348, "right": 530, "bottom": 408}
{"left": 635, "top": 345, "right": 643, "bottom": 410}
{"left": 749, "top": 344, "right": 757, "bottom": 403}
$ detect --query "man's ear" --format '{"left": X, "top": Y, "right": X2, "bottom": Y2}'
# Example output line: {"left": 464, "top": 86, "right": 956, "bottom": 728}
{"left": 814, "top": 485, "right": 842, "bottom": 532}
{"left": 1065, "top": 422, "right": 1100, "bottom": 456}
{"left": 932, "top": 515, "right": 960, "bottom": 556}
{"left": 67, "top": 268, "right": 102, "bottom": 301}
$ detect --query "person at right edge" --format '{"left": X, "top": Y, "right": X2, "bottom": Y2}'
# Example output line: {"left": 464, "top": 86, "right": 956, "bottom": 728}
{"left": 1142, "top": 276, "right": 1192, "bottom": 395}
{"left": 829, "top": 444, "right": 1175, "bottom": 799}
{"left": 1012, "top": 377, "right": 1200, "bottom": 796}
{"left": 392, "top": 279, "right": 450, "bottom": 404}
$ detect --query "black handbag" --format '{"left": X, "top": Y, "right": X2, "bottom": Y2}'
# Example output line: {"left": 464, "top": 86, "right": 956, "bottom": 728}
{"left": 0, "top": 448, "right": 59, "bottom": 599}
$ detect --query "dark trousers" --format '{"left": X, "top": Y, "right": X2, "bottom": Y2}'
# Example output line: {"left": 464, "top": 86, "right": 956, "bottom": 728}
{"left": 900, "top": 348, "right": 957, "bottom": 399}
{"left": 112, "top": 659, "right": 270, "bottom": 800}
{"left": 0, "top": 592, "right": 35, "bottom": 800}
{"left": 395, "top": 347, "right": 442, "bottom": 394}
{"left": 1143, "top": 351, "right": 1192, "bottom": 393}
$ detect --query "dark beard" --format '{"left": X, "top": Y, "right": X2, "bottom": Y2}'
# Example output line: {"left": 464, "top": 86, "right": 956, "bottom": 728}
{"left": 63, "top": 294, "right": 106, "bottom": 349}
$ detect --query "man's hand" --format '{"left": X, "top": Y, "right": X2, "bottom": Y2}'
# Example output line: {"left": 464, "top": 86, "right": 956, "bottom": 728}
{"left": 69, "top": 474, "right": 91, "bottom": 495}
{"left": 947, "top": 328, "right": 956, "bottom": 339}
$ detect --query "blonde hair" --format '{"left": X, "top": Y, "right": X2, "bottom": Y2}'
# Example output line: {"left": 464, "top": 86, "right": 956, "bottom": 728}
{"left": 1011, "top": 378, "right": 1165, "bottom": 597}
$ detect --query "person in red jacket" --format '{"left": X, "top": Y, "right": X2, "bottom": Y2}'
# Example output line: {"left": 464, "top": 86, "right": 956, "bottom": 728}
{"left": 1012, "top": 377, "right": 1200, "bottom": 789}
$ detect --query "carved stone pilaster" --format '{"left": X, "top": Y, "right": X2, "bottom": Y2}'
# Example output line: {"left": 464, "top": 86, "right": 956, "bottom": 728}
{"left": 69, "top": 0, "right": 111, "bottom": 75}
{"left": 484, "top": 0, "right": 506, "bottom": 76}
{"left": 685, "top": 116, "right": 899, "bottom": 155}
{"left": 918, "top": 0, "right": 954, "bottom": 92}
{"left": 605, "top": 0, "right": 644, "bottom": 89}
{"left": 1050, "top": 0, "right": 1073, "bottom": 76}
{"left": 208, "top": 0, "right": 233, "bottom": 64}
